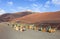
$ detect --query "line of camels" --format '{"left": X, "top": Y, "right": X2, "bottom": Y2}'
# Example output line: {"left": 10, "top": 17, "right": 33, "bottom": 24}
{"left": 9, "top": 23, "right": 60, "bottom": 33}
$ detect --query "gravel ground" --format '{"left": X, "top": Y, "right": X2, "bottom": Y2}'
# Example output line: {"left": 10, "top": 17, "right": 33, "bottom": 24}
{"left": 0, "top": 22, "right": 60, "bottom": 39}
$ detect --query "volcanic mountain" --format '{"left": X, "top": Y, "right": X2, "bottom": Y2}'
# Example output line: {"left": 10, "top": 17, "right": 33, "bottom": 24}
{"left": 13, "top": 11, "right": 60, "bottom": 24}
{"left": 0, "top": 11, "right": 32, "bottom": 22}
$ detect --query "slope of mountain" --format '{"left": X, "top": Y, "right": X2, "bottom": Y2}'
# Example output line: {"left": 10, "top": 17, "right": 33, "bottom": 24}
{"left": 13, "top": 11, "right": 60, "bottom": 23}
{"left": 0, "top": 11, "right": 32, "bottom": 22}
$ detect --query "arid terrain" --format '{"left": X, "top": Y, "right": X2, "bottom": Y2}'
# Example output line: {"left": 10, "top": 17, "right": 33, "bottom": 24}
{"left": 0, "top": 11, "right": 60, "bottom": 23}
{"left": 0, "top": 22, "right": 60, "bottom": 39}
{"left": 0, "top": 11, "right": 60, "bottom": 39}
{"left": 0, "top": 11, "right": 32, "bottom": 22}
{"left": 13, "top": 11, "right": 60, "bottom": 23}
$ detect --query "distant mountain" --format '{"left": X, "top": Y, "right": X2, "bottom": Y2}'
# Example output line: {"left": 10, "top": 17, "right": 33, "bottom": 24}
{"left": 13, "top": 11, "right": 60, "bottom": 24}
{"left": 0, "top": 11, "right": 60, "bottom": 23}
{"left": 0, "top": 11, "right": 32, "bottom": 22}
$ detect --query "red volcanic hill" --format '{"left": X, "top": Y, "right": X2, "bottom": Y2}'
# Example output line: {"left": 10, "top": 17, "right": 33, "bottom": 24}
{"left": 0, "top": 11, "right": 32, "bottom": 22}
{"left": 13, "top": 11, "right": 60, "bottom": 23}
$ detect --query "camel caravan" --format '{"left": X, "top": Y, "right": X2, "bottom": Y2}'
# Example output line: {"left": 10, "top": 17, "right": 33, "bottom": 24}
{"left": 10, "top": 22, "right": 60, "bottom": 33}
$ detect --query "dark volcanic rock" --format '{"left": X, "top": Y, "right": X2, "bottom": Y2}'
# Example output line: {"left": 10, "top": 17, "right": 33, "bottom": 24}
{"left": 0, "top": 11, "right": 32, "bottom": 22}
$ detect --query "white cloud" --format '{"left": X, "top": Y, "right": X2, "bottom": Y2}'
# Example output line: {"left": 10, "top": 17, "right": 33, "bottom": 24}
{"left": 44, "top": 1, "right": 50, "bottom": 8}
{"left": 32, "top": 3, "right": 38, "bottom": 7}
{"left": 17, "top": 3, "right": 43, "bottom": 12}
{"left": 17, "top": 7, "right": 30, "bottom": 11}
{"left": 44, "top": 0, "right": 60, "bottom": 7}
{"left": 31, "top": 2, "right": 51, "bottom": 12}
{"left": 7, "top": 1, "right": 13, "bottom": 6}
{"left": 44, "top": 0, "right": 60, "bottom": 8}
{"left": 52, "top": 0, "right": 60, "bottom": 5}
{"left": 31, "top": 3, "right": 42, "bottom": 12}
{"left": 42, "top": 0, "right": 60, "bottom": 12}
{"left": 17, "top": 5, "right": 41, "bottom": 12}
{"left": 0, "top": 9, "right": 6, "bottom": 15}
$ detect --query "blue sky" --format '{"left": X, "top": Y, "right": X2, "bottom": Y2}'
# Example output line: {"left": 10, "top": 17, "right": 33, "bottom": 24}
{"left": 0, "top": 0, "right": 60, "bottom": 14}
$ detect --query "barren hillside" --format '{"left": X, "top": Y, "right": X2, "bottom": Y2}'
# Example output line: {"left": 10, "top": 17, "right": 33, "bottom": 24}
{"left": 13, "top": 11, "right": 60, "bottom": 23}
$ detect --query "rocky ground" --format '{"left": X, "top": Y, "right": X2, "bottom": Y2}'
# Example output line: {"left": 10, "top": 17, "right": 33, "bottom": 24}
{"left": 0, "top": 22, "right": 60, "bottom": 39}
